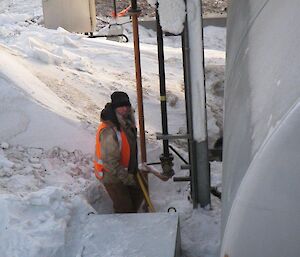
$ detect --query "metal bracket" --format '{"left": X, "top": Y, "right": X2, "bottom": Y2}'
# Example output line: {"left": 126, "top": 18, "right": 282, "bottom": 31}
{"left": 180, "top": 164, "right": 191, "bottom": 170}
{"left": 128, "top": 8, "right": 141, "bottom": 15}
{"left": 156, "top": 133, "right": 191, "bottom": 141}
{"left": 173, "top": 176, "right": 191, "bottom": 182}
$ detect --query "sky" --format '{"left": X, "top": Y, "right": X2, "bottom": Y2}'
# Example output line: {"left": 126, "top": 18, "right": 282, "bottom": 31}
{"left": 0, "top": 0, "right": 226, "bottom": 256}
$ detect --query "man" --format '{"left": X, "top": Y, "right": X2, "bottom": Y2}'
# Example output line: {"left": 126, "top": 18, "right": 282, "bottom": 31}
{"left": 94, "top": 91, "right": 144, "bottom": 213}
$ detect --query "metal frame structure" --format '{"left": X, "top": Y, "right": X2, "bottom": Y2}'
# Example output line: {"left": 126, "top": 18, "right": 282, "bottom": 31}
{"left": 128, "top": 0, "right": 211, "bottom": 208}
{"left": 155, "top": 0, "right": 211, "bottom": 208}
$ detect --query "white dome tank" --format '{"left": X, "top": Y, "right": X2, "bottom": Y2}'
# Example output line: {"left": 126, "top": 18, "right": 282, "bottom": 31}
{"left": 221, "top": 0, "right": 300, "bottom": 256}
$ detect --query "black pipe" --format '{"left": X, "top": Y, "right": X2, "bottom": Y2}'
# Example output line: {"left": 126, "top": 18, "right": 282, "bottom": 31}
{"left": 173, "top": 176, "right": 191, "bottom": 182}
{"left": 169, "top": 145, "right": 188, "bottom": 164}
{"left": 88, "top": 34, "right": 129, "bottom": 42}
{"left": 147, "top": 162, "right": 161, "bottom": 166}
{"left": 156, "top": 3, "right": 170, "bottom": 157}
{"left": 131, "top": 0, "right": 137, "bottom": 11}
{"left": 113, "top": 0, "right": 117, "bottom": 18}
{"left": 155, "top": 2, "right": 174, "bottom": 178}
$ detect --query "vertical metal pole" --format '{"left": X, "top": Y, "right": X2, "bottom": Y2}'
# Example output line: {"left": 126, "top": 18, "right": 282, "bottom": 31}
{"left": 183, "top": 0, "right": 211, "bottom": 207}
{"left": 156, "top": 5, "right": 169, "bottom": 156}
{"left": 155, "top": 2, "right": 174, "bottom": 178}
{"left": 181, "top": 20, "right": 198, "bottom": 208}
{"left": 129, "top": 0, "right": 147, "bottom": 164}
{"left": 196, "top": 0, "right": 211, "bottom": 207}
{"left": 112, "top": 0, "right": 117, "bottom": 18}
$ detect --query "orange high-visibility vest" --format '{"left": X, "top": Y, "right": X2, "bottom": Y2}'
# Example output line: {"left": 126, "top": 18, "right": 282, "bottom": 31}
{"left": 94, "top": 122, "right": 130, "bottom": 180}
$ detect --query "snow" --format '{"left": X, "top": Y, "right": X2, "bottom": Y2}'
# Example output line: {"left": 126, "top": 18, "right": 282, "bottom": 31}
{"left": 158, "top": 0, "right": 186, "bottom": 35}
{"left": 186, "top": 0, "right": 207, "bottom": 142}
{"left": 0, "top": 187, "right": 95, "bottom": 256}
{"left": 146, "top": 0, "right": 186, "bottom": 35}
{"left": 0, "top": 54, "right": 94, "bottom": 152}
{"left": 0, "top": 0, "right": 225, "bottom": 256}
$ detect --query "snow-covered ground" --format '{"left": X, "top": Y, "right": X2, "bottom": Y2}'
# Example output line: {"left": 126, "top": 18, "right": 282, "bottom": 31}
{"left": 0, "top": 0, "right": 225, "bottom": 256}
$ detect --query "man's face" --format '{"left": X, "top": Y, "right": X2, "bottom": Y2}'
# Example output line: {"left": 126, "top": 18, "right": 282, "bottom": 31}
{"left": 115, "top": 106, "right": 130, "bottom": 117}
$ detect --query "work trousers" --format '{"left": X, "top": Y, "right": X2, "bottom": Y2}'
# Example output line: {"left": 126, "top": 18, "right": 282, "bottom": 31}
{"left": 104, "top": 182, "right": 144, "bottom": 213}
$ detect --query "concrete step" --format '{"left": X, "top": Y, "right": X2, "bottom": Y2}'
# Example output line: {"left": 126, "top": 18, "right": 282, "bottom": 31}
{"left": 80, "top": 213, "right": 181, "bottom": 257}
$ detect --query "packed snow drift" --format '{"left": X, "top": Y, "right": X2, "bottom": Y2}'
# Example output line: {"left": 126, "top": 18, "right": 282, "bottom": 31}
{"left": 0, "top": 0, "right": 225, "bottom": 256}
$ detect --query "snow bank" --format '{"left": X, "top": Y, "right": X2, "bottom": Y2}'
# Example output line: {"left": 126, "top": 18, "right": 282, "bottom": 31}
{"left": 0, "top": 47, "right": 93, "bottom": 153}
{"left": 0, "top": 142, "right": 112, "bottom": 256}
{"left": 0, "top": 187, "right": 95, "bottom": 257}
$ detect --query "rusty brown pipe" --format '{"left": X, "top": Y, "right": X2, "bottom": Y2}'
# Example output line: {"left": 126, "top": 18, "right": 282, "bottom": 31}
{"left": 129, "top": 4, "right": 147, "bottom": 164}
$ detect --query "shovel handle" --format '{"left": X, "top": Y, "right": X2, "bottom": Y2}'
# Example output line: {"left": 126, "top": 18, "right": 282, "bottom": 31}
{"left": 136, "top": 172, "right": 155, "bottom": 212}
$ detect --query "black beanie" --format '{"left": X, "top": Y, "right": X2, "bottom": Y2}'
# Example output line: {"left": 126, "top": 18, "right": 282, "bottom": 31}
{"left": 100, "top": 103, "right": 121, "bottom": 130}
{"left": 111, "top": 91, "right": 131, "bottom": 109}
{"left": 101, "top": 103, "right": 114, "bottom": 121}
